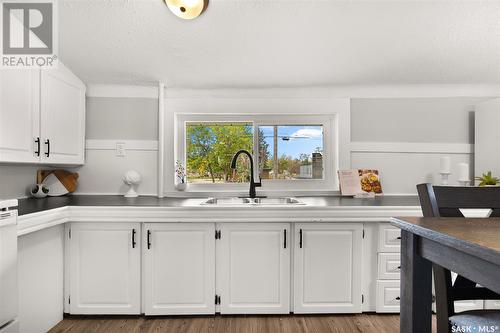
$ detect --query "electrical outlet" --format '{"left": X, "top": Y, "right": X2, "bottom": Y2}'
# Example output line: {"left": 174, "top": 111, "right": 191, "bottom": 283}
{"left": 116, "top": 142, "right": 126, "bottom": 157}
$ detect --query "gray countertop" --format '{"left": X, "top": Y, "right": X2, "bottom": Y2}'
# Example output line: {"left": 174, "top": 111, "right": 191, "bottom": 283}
{"left": 17, "top": 195, "right": 421, "bottom": 216}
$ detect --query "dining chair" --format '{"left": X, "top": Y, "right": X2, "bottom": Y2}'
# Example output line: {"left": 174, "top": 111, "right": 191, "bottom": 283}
{"left": 417, "top": 183, "right": 500, "bottom": 333}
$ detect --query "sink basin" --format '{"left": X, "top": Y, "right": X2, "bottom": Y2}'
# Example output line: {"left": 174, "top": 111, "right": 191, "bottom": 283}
{"left": 201, "top": 197, "right": 304, "bottom": 206}
{"left": 201, "top": 197, "right": 253, "bottom": 205}
{"left": 252, "top": 197, "right": 304, "bottom": 205}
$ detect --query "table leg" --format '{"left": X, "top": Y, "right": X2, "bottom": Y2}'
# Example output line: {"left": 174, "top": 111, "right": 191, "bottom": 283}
{"left": 400, "top": 230, "right": 433, "bottom": 333}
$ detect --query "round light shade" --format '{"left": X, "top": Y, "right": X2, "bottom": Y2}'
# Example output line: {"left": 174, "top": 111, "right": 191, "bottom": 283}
{"left": 165, "top": 0, "right": 208, "bottom": 20}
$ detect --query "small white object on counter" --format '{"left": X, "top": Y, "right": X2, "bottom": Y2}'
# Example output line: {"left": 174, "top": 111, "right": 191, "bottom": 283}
{"left": 440, "top": 156, "right": 451, "bottom": 174}
{"left": 457, "top": 162, "right": 470, "bottom": 186}
{"left": 43, "top": 174, "right": 69, "bottom": 197}
{"left": 439, "top": 156, "right": 452, "bottom": 185}
{"left": 123, "top": 170, "right": 142, "bottom": 198}
{"left": 30, "top": 184, "right": 50, "bottom": 198}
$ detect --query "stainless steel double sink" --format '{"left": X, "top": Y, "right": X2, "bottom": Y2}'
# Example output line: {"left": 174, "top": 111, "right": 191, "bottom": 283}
{"left": 200, "top": 197, "right": 305, "bottom": 206}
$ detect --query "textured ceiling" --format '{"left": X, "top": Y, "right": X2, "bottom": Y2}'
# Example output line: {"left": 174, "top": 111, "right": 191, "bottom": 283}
{"left": 59, "top": 0, "right": 500, "bottom": 88}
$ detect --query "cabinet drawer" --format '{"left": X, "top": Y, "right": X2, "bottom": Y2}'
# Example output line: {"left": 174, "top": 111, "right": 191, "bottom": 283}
{"left": 377, "top": 253, "right": 401, "bottom": 280}
{"left": 378, "top": 224, "right": 401, "bottom": 253}
{"left": 376, "top": 280, "right": 400, "bottom": 313}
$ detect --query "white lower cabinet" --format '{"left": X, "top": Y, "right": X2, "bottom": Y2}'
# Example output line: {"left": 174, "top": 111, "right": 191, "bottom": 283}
{"left": 64, "top": 221, "right": 371, "bottom": 316}
{"left": 376, "top": 223, "right": 401, "bottom": 313}
{"left": 294, "top": 223, "right": 363, "bottom": 313}
{"left": 376, "top": 280, "right": 401, "bottom": 313}
{"left": 216, "top": 223, "right": 290, "bottom": 314}
{"left": 67, "top": 223, "right": 141, "bottom": 314}
{"left": 143, "top": 223, "right": 215, "bottom": 315}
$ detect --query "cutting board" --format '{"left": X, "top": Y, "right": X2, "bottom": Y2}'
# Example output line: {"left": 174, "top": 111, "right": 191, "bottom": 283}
{"left": 37, "top": 170, "right": 79, "bottom": 193}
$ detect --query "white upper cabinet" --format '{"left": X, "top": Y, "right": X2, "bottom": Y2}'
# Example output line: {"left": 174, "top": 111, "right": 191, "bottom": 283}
{"left": 68, "top": 223, "right": 141, "bottom": 315}
{"left": 143, "top": 223, "right": 216, "bottom": 315}
{"left": 40, "top": 64, "right": 85, "bottom": 164}
{"left": 294, "top": 223, "right": 363, "bottom": 314}
{"left": 0, "top": 70, "right": 40, "bottom": 163}
{"left": 0, "top": 63, "right": 85, "bottom": 165}
{"left": 216, "top": 223, "right": 290, "bottom": 314}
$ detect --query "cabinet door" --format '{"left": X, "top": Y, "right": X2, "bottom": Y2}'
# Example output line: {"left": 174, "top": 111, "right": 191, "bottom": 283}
{"left": 40, "top": 63, "right": 85, "bottom": 164}
{"left": 68, "top": 223, "right": 141, "bottom": 314}
{"left": 143, "top": 223, "right": 215, "bottom": 315}
{"left": 294, "top": 223, "right": 363, "bottom": 313}
{"left": 0, "top": 70, "right": 40, "bottom": 163}
{"left": 217, "top": 223, "right": 290, "bottom": 314}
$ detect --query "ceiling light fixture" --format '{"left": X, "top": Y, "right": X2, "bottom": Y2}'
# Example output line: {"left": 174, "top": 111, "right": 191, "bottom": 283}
{"left": 164, "top": 0, "right": 208, "bottom": 20}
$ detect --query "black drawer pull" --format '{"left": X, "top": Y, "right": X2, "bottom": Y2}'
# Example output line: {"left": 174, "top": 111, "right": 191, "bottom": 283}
{"left": 147, "top": 230, "right": 151, "bottom": 249}
{"left": 299, "top": 229, "right": 303, "bottom": 248}
{"left": 395, "top": 296, "right": 401, "bottom": 301}
{"left": 34, "top": 138, "right": 40, "bottom": 156}
{"left": 44, "top": 139, "right": 50, "bottom": 157}
{"left": 132, "top": 229, "right": 136, "bottom": 248}
{"left": 283, "top": 229, "right": 287, "bottom": 249}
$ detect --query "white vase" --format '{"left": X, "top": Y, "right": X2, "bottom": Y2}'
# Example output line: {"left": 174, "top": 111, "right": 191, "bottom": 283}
{"left": 176, "top": 182, "right": 188, "bottom": 191}
{"left": 124, "top": 185, "right": 138, "bottom": 198}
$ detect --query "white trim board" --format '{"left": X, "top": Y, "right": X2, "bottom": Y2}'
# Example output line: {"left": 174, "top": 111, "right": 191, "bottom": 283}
{"left": 85, "top": 139, "right": 158, "bottom": 151}
{"left": 164, "top": 85, "right": 500, "bottom": 99}
{"left": 86, "top": 84, "right": 159, "bottom": 99}
{"left": 350, "top": 142, "right": 473, "bottom": 154}
{"left": 86, "top": 83, "right": 500, "bottom": 99}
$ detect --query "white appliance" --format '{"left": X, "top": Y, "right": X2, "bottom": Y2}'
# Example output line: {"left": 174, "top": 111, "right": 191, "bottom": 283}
{"left": 0, "top": 199, "right": 18, "bottom": 333}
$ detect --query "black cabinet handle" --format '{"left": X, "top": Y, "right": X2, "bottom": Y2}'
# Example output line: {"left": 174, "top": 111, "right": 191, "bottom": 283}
{"left": 147, "top": 230, "right": 151, "bottom": 249}
{"left": 44, "top": 139, "right": 50, "bottom": 157}
{"left": 34, "top": 138, "right": 40, "bottom": 156}
{"left": 283, "top": 229, "right": 287, "bottom": 249}
{"left": 395, "top": 296, "right": 401, "bottom": 301}
{"left": 132, "top": 229, "right": 136, "bottom": 248}
{"left": 299, "top": 229, "right": 303, "bottom": 248}
{"left": 397, "top": 266, "right": 401, "bottom": 270}
{"left": 396, "top": 236, "right": 401, "bottom": 240}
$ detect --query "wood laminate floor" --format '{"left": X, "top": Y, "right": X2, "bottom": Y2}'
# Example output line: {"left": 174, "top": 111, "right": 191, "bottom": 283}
{"left": 49, "top": 314, "right": 436, "bottom": 333}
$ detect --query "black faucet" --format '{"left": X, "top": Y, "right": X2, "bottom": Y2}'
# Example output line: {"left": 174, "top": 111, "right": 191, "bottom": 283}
{"left": 230, "top": 149, "right": 262, "bottom": 198}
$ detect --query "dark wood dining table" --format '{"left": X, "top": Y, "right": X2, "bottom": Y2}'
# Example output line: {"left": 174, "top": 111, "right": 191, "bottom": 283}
{"left": 391, "top": 216, "right": 500, "bottom": 333}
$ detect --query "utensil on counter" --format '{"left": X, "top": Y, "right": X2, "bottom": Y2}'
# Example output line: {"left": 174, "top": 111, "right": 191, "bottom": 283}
{"left": 30, "top": 184, "right": 50, "bottom": 198}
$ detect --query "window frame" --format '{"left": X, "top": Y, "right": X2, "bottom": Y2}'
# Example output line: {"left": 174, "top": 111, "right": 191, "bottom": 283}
{"left": 176, "top": 113, "right": 341, "bottom": 194}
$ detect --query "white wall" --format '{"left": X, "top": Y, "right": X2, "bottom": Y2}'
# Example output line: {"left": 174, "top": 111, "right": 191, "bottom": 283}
{"left": 0, "top": 165, "right": 42, "bottom": 199}
{"left": 350, "top": 97, "right": 488, "bottom": 194}
{"left": 72, "top": 97, "right": 159, "bottom": 195}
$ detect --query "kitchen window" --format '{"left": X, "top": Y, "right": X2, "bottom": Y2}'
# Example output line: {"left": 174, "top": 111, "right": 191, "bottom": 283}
{"left": 186, "top": 122, "right": 254, "bottom": 184}
{"left": 258, "top": 125, "right": 324, "bottom": 180}
{"left": 175, "top": 109, "right": 347, "bottom": 194}
{"left": 185, "top": 122, "right": 325, "bottom": 184}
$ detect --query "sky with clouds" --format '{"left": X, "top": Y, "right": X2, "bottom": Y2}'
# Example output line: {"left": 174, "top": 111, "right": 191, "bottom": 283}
{"left": 260, "top": 125, "right": 323, "bottom": 159}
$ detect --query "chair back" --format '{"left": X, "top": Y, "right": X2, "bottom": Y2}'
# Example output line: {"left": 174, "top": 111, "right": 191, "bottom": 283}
{"left": 416, "top": 183, "right": 500, "bottom": 332}
{"left": 417, "top": 183, "right": 500, "bottom": 217}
